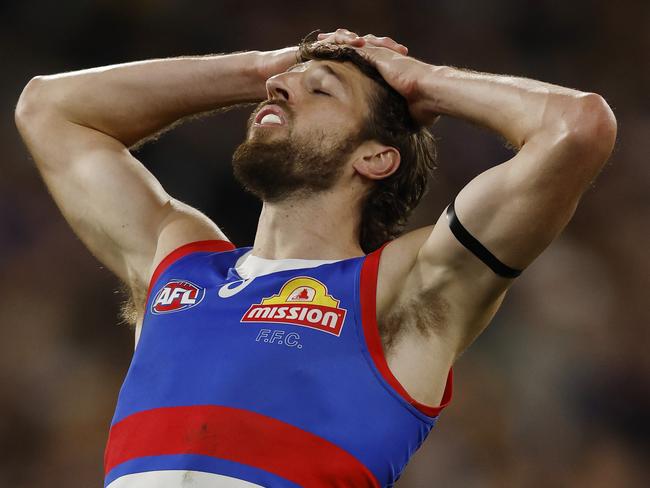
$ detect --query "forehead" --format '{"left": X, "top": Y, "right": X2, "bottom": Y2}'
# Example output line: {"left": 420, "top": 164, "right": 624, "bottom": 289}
{"left": 290, "top": 59, "right": 375, "bottom": 103}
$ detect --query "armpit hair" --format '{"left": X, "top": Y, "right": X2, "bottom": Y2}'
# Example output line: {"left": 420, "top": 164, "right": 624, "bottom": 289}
{"left": 116, "top": 282, "right": 145, "bottom": 328}
{"left": 379, "top": 289, "right": 450, "bottom": 353}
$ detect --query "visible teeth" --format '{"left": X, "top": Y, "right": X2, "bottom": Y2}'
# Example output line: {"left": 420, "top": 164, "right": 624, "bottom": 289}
{"left": 260, "top": 113, "right": 282, "bottom": 125}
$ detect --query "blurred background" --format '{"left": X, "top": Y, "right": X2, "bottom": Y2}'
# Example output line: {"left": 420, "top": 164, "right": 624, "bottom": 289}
{"left": 1, "top": 0, "right": 648, "bottom": 486}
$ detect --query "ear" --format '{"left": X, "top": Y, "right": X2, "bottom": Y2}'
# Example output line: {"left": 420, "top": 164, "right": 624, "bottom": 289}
{"left": 352, "top": 141, "right": 401, "bottom": 180}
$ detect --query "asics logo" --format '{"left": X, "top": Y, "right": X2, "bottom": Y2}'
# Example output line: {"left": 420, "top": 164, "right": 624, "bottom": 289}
{"left": 218, "top": 278, "right": 255, "bottom": 298}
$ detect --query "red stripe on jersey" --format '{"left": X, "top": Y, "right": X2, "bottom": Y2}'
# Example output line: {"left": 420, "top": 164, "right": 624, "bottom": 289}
{"left": 146, "top": 240, "right": 235, "bottom": 303}
{"left": 105, "top": 405, "right": 380, "bottom": 488}
{"left": 359, "top": 244, "right": 453, "bottom": 418}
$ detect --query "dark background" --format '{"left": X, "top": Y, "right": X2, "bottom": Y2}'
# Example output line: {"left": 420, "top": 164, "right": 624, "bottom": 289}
{"left": 2, "top": 0, "right": 648, "bottom": 486}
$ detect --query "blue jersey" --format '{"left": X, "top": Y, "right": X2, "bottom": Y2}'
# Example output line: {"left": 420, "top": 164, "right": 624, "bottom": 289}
{"left": 104, "top": 240, "right": 452, "bottom": 487}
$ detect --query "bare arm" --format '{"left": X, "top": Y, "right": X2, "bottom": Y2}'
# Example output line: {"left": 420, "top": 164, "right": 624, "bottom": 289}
{"left": 414, "top": 65, "right": 616, "bottom": 264}
{"left": 410, "top": 64, "right": 615, "bottom": 349}
{"left": 14, "top": 48, "right": 298, "bottom": 311}
{"left": 351, "top": 43, "right": 616, "bottom": 353}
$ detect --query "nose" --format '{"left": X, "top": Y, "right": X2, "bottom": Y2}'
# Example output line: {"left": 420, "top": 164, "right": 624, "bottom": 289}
{"left": 265, "top": 74, "right": 292, "bottom": 102}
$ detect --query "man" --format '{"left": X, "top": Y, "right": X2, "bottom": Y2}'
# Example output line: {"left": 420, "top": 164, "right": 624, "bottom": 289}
{"left": 15, "top": 28, "right": 615, "bottom": 487}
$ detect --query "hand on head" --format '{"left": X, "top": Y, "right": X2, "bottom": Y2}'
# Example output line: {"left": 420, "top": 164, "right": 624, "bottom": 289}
{"left": 316, "top": 28, "right": 409, "bottom": 55}
{"left": 313, "top": 28, "right": 434, "bottom": 125}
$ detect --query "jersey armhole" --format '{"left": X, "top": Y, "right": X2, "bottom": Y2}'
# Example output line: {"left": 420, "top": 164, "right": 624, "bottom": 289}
{"left": 144, "top": 239, "right": 236, "bottom": 304}
{"left": 359, "top": 243, "right": 453, "bottom": 418}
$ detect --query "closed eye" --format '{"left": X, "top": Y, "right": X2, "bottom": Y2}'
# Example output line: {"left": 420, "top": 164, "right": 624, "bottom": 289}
{"left": 313, "top": 89, "right": 331, "bottom": 96}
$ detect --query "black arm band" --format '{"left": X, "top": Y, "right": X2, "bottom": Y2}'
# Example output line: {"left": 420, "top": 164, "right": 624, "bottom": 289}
{"left": 446, "top": 200, "right": 523, "bottom": 279}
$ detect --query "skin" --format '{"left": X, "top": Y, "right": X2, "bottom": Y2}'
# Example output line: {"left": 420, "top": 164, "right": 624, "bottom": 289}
{"left": 15, "top": 29, "right": 617, "bottom": 408}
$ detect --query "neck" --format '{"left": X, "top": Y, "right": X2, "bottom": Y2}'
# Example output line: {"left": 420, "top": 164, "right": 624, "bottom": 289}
{"left": 252, "top": 188, "right": 364, "bottom": 260}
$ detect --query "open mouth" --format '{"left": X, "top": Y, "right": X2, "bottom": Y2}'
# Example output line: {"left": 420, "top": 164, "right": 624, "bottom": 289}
{"left": 253, "top": 105, "right": 288, "bottom": 127}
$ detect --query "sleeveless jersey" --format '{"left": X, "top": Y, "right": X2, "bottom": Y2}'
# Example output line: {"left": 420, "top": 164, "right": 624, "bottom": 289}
{"left": 104, "top": 240, "right": 452, "bottom": 488}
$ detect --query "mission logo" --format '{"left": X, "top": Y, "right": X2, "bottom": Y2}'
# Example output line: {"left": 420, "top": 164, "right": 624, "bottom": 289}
{"left": 241, "top": 277, "right": 347, "bottom": 336}
{"left": 151, "top": 279, "right": 205, "bottom": 314}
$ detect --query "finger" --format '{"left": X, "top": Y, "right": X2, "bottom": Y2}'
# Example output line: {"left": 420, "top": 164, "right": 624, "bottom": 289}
{"left": 316, "top": 32, "right": 365, "bottom": 47}
{"left": 335, "top": 28, "right": 359, "bottom": 37}
{"left": 363, "top": 34, "right": 408, "bottom": 54}
{"left": 319, "top": 29, "right": 361, "bottom": 41}
{"left": 344, "top": 35, "right": 366, "bottom": 47}
{"left": 318, "top": 29, "right": 358, "bottom": 39}
{"left": 394, "top": 43, "right": 409, "bottom": 55}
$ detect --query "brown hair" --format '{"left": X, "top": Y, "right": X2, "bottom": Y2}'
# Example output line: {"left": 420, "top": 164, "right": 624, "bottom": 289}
{"left": 298, "top": 34, "right": 438, "bottom": 253}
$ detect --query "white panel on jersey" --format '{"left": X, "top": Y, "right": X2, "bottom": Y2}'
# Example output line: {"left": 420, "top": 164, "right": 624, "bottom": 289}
{"left": 107, "top": 470, "right": 265, "bottom": 488}
{"left": 235, "top": 251, "right": 342, "bottom": 279}
{"left": 219, "top": 251, "right": 345, "bottom": 298}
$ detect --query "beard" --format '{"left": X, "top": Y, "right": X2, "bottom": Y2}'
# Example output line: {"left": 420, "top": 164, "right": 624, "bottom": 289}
{"left": 232, "top": 113, "right": 362, "bottom": 203}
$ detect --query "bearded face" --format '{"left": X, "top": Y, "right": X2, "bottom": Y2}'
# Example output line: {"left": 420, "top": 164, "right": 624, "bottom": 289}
{"left": 232, "top": 99, "right": 363, "bottom": 203}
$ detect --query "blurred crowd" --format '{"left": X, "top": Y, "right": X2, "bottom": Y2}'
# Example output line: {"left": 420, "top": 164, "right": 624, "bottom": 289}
{"left": 1, "top": 0, "right": 648, "bottom": 486}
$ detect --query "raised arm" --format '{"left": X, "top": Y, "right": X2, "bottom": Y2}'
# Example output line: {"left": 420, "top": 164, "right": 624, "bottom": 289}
{"left": 416, "top": 64, "right": 615, "bottom": 351}
{"left": 347, "top": 40, "right": 616, "bottom": 354}
{"left": 414, "top": 64, "right": 616, "bottom": 266}
{"left": 14, "top": 48, "right": 298, "bottom": 317}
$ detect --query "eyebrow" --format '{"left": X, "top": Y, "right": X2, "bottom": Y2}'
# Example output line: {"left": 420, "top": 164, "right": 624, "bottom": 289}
{"left": 288, "top": 62, "right": 349, "bottom": 95}
{"left": 321, "top": 64, "right": 350, "bottom": 92}
{"left": 320, "top": 64, "right": 344, "bottom": 83}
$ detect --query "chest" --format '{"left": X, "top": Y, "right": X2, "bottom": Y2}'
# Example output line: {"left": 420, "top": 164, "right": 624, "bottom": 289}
{"left": 144, "top": 267, "right": 358, "bottom": 346}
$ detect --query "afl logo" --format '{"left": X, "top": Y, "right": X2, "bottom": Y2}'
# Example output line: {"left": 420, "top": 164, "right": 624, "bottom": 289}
{"left": 151, "top": 280, "right": 205, "bottom": 314}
